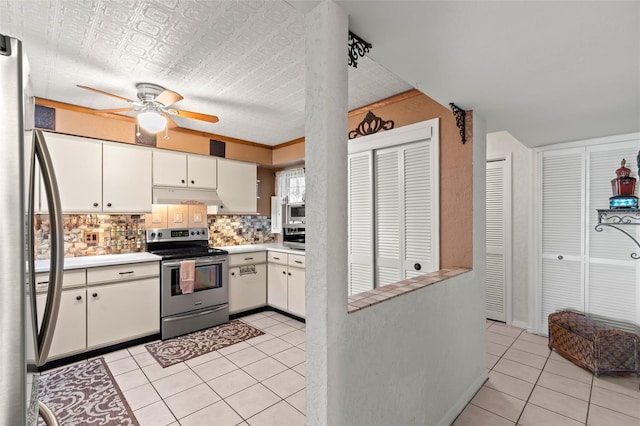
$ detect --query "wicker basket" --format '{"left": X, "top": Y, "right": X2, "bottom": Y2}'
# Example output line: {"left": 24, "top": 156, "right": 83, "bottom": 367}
{"left": 548, "top": 310, "right": 639, "bottom": 376}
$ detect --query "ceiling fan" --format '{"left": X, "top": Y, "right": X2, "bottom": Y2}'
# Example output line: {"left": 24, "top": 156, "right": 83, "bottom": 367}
{"left": 77, "top": 83, "right": 219, "bottom": 133}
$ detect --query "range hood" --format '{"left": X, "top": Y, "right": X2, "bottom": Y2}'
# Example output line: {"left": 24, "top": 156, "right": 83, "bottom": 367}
{"left": 152, "top": 186, "right": 222, "bottom": 206}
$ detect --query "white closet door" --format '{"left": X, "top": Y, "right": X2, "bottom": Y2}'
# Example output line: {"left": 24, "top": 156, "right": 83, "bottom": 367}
{"left": 540, "top": 148, "right": 586, "bottom": 333}
{"left": 402, "top": 140, "right": 437, "bottom": 278}
{"left": 375, "top": 148, "right": 402, "bottom": 286}
{"left": 348, "top": 152, "right": 374, "bottom": 295}
{"left": 587, "top": 141, "right": 640, "bottom": 332}
{"left": 486, "top": 160, "right": 507, "bottom": 322}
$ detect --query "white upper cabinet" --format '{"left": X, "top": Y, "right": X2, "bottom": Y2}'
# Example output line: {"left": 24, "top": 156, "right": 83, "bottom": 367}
{"left": 102, "top": 144, "right": 152, "bottom": 213}
{"left": 153, "top": 150, "right": 188, "bottom": 187}
{"left": 43, "top": 132, "right": 103, "bottom": 212}
{"left": 217, "top": 158, "right": 257, "bottom": 214}
{"left": 187, "top": 155, "right": 217, "bottom": 189}
{"left": 152, "top": 150, "right": 217, "bottom": 189}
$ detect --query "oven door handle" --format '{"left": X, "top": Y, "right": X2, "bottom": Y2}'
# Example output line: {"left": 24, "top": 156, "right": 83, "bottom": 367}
{"left": 163, "top": 305, "right": 227, "bottom": 322}
{"left": 163, "top": 258, "right": 226, "bottom": 268}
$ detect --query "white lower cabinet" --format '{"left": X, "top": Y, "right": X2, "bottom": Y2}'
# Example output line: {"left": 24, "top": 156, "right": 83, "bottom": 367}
{"left": 36, "top": 288, "right": 86, "bottom": 359}
{"left": 267, "top": 252, "right": 306, "bottom": 318}
{"left": 87, "top": 277, "right": 159, "bottom": 349}
{"left": 228, "top": 252, "right": 267, "bottom": 314}
{"left": 286, "top": 267, "right": 305, "bottom": 318}
{"left": 267, "top": 263, "right": 289, "bottom": 311}
{"left": 36, "top": 261, "right": 160, "bottom": 360}
{"left": 229, "top": 263, "right": 267, "bottom": 314}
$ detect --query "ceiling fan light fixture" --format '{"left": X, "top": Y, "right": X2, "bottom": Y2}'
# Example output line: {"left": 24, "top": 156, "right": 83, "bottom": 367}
{"left": 138, "top": 110, "right": 167, "bottom": 133}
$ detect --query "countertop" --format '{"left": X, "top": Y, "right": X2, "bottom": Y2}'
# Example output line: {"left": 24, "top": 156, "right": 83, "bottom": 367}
{"left": 215, "top": 243, "right": 305, "bottom": 256}
{"left": 34, "top": 244, "right": 303, "bottom": 272}
{"left": 34, "top": 252, "right": 162, "bottom": 273}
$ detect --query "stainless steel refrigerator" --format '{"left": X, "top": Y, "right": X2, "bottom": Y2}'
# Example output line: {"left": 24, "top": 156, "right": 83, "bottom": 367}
{"left": 0, "top": 34, "right": 64, "bottom": 426}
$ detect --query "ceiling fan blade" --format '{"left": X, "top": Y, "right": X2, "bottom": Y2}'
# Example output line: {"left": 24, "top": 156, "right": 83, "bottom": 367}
{"left": 76, "top": 85, "right": 135, "bottom": 103}
{"left": 97, "top": 107, "right": 136, "bottom": 113}
{"left": 166, "top": 108, "right": 219, "bottom": 124}
{"left": 154, "top": 89, "right": 183, "bottom": 106}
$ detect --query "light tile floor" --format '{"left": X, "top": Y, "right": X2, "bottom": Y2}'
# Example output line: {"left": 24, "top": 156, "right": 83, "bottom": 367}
{"left": 454, "top": 320, "right": 640, "bottom": 426}
{"left": 102, "top": 311, "right": 306, "bottom": 426}
{"left": 59, "top": 314, "right": 640, "bottom": 425}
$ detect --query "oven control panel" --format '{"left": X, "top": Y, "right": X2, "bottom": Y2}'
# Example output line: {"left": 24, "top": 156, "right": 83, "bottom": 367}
{"left": 146, "top": 228, "right": 209, "bottom": 243}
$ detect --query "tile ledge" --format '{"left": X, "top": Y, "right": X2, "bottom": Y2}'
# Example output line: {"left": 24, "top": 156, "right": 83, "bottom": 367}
{"left": 347, "top": 267, "right": 472, "bottom": 314}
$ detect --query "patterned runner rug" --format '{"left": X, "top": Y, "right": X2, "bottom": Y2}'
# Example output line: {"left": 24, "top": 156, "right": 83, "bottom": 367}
{"left": 38, "top": 357, "right": 139, "bottom": 426}
{"left": 146, "top": 319, "right": 265, "bottom": 368}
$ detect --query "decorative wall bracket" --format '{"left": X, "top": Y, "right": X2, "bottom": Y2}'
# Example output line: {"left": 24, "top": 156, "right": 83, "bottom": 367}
{"left": 348, "top": 31, "right": 372, "bottom": 68}
{"left": 449, "top": 103, "right": 467, "bottom": 144}
{"left": 348, "top": 110, "right": 394, "bottom": 139}
{"left": 595, "top": 209, "right": 640, "bottom": 259}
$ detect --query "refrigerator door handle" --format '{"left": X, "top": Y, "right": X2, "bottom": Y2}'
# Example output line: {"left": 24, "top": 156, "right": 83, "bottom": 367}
{"left": 29, "top": 129, "right": 64, "bottom": 366}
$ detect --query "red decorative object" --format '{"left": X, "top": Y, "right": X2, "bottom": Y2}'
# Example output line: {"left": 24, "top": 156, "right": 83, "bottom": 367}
{"left": 611, "top": 159, "right": 636, "bottom": 197}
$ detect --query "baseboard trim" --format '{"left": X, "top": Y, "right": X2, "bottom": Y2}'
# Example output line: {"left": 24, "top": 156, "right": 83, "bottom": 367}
{"left": 436, "top": 371, "right": 488, "bottom": 426}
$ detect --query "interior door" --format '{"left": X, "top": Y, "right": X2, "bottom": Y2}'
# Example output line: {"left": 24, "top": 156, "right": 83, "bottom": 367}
{"left": 540, "top": 148, "right": 586, "bottom": 334}
{"left": 486, "top": 159, "right": 508, "bottom": 322}
{"left": 348, "top": 151, "right": 374, "bottom": 295}
{"left": 374, "top": 148, "right": 402, "bottom": 286}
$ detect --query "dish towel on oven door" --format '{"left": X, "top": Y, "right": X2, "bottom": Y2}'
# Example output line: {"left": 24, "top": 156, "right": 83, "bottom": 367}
{"left": 180, "top": 260, "right": 196, "bottom": 294}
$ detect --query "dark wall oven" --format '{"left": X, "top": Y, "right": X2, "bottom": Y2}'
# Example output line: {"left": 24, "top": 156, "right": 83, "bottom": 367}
{"left": 147, "top": 228, "right": 229, "bottom": 340}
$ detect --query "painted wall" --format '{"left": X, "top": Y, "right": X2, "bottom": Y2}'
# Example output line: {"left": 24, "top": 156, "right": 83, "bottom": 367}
{"left": 329, "top": 112, "right": 486, "bottom": 426}
{"left": 486, "top": 131, "right": 533, "bottom": 328}
{"left": 41, "top": 101, "right": 274, "bottom": 166}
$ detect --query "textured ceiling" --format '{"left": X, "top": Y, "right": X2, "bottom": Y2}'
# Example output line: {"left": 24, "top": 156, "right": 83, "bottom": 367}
{"left": 0, "top": 0, "right": 412, "bottom": 146}
{"left": 334, "top": 0, "right": 640, "bottom": 147}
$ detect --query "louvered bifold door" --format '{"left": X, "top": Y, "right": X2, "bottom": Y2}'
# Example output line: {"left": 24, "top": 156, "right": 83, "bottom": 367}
{"left": 486, "top": 160, "right": 507, "bottom": 321}
{"left": 402, "top": 140, "right": 437, "bottom": 279}
{"left": 375, "top": 148, "right": 402, "bottom": 287}
{"left": 587, "top": 141, "right": 640, "bottom": 332}
{"left": 540, "top": 148, "right": 586, "bottom": 334}
{"left": 348, "top": 152, "right": 374, "bottom": 295}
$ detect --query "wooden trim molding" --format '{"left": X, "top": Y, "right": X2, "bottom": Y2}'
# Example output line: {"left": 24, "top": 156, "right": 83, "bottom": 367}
{"left": 348, "top": 89, "right": 422, "bottom": 117}
{"left": 273, "top": 137, "right": 305, "bottom": 150}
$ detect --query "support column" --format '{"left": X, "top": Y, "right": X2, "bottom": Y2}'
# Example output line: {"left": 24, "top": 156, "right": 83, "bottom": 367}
{"left": 304, "top": 1, "right": 349, "bottom": 425}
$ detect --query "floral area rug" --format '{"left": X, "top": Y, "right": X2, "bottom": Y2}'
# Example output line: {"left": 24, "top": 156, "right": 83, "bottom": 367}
{"left": 38, "top": 357, "right": 138, "bottom": 426}
{"left": 145, "top": 319, "right": 264, "bottom": 368}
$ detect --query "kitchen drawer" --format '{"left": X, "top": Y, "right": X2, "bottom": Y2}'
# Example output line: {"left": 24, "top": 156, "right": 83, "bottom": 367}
{"left": 35, "top": 269, "right": 86, "bottom": 293}
{"left": 229, "top": 251, "right": 267, "bottom": 267}
{"left": 87, "top": 261, "right": 159, "bottom": 285}
{"left": 268, "top": 251, "right": 288, "bottom": 266}
{"left": 288, "top": 254, "right": 306, "bottom": 268}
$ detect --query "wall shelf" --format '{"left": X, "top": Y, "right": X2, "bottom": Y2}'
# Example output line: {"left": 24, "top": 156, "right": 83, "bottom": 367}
{"left": 595, "top": 209, "right": 640, "bottom": 259}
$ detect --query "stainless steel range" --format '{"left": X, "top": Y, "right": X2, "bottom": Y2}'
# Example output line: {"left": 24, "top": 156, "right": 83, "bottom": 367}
{"left": 146, "top": 228, "right": 229, "bottom": 340}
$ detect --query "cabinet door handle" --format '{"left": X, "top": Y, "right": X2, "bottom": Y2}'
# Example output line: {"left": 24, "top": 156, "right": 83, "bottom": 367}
{"left": 294, "top": 260, "right": 303, "bottom": 264}
{"left": 282, "top": 271, "right": 286, "bottom": 275}
{"left": 92, "top": 293, "right": 98, "bottom": 298}
{"left": 181, "top": 179, "right": 185, "bottom": 184}
{"left": 414, "top": 263, "right": 421, "bottom": 271}
{"left": 76, "top": 295, "right": 82, "bottom": 301}
{"left": 106, "top": 202, "right": 112, "bottom": 207}
{"left": 231, "top": 272, "right": 236, "bottom": 276}
{"left": 93, "top": 202, "right": 98, "bottom": 207}
{"left": 118, "top": 271, "right": 134, "bottom": 275}
{"left": 558, "top": 255, "right": 564, "bottom": 260}
{"left": 273, "top": 256, "right": 280, "bottom": 260}
{"left": 288, "top": 272, "right": 292, "bottom": 276}
{"left": 191, "top": 180, "right": 195, "bottom": 184}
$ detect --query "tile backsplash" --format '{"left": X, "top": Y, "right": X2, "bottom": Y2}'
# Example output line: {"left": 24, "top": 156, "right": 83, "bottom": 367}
{"left": 35, "top": 214, "right": 275, "bottom": 259}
